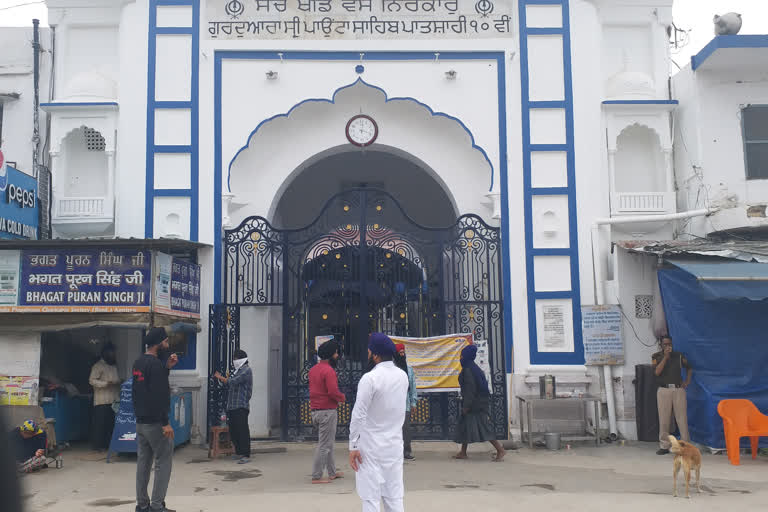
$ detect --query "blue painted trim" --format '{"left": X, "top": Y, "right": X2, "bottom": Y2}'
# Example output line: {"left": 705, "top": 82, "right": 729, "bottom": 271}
{"left": 225, "top": 75, "right": 496, "bottom": 193}
{"left": 531, "top": 248, "right": 571, "bottom": 256}
{"left": 154, "top": 188, "right": 193, "bottom": 197}
{"left": 530, "top": 101, "right": 566, "bottom": 108}
{"left": 531, "top": 187, "right": 569, "bottom": 195}
{"left": 534, "top": 291, "right": 575, "bottom": 300}
{"left": 155, "top": 101, "right": 193, "bottom": 108}
{"left": 156, "top": 27, "right": 193, "bottom": 34}
{"left": 520, "top": 0, "right": 584, "bottom": 366}
{"left": 530, "top": 144, "right": 568, "bottom": 151}
{"left": 145, "top": 1, "right": 157, "bottom": 238}
{"left": 146, "top": 0, "right": 199, "bottom": 241}
{"left": 602, "top": 100, "right": 679, "bottom": 105}
{"left": 190, "top": 0, "right": 199, "bottom": 241}
{"left": 153, "top": 145, "right": 193, "bottom": 153}
{"left": 213, "top": 51, "right": 513, "bottom": 371}
{"left": 217, "top": 50, "right": 504, "bottom": 61}
{"left": 692, "top": 35, "right": 768, "bottom": 71}
{"left": 527, "top": 28, "right": 564, "bottom": 35}
{"left": 40, "top": 102, "right": 118, "bottom": 107}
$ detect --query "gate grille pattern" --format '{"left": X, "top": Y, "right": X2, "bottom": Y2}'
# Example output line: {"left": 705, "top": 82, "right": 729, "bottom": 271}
{"left": 214, "top": 189, "right": 507, "bottom": 441}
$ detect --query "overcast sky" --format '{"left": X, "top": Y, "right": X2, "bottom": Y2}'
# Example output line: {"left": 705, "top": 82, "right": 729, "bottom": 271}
{"left": 0, "top": 0, "right": 766, "bottom": 63}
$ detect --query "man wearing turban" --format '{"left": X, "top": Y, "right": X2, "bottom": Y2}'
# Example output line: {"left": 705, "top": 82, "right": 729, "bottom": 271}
{"left": 349, "top": 333, "right": 409, "bottom": 512}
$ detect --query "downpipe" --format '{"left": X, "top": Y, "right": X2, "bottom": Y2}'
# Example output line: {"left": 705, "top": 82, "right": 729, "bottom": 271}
{"left": 590, "top": 208, "right": 715, "bottom": 440}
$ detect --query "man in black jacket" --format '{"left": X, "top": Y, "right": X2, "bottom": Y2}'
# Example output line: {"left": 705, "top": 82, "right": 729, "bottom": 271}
{"left": 132, "top": 327, "right": 178, "bottom": 512}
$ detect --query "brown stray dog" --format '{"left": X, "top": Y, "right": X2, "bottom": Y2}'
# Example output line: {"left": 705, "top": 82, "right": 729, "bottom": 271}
{"left": 668, "top": 435, "right": 702, "bottom": 498}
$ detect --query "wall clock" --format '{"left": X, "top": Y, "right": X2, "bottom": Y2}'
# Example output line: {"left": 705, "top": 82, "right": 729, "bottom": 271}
{"left": 345, "top": 114, "right": 378, "bottom": 147}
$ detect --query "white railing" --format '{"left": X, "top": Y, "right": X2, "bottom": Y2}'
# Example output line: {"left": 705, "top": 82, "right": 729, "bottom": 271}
{"left": 56, "top": 197, "right": 106, "bottom": 218}
{"left": 613, "top": 192, "right": 674, "bottom": 214}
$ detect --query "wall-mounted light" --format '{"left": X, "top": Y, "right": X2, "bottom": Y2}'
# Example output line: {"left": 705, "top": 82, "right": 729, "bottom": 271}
{"left": 266, "top": 70, "right": 278, "bottom": 80}
{"left": 445, "top": 70, "right": 457, "bottom": 80}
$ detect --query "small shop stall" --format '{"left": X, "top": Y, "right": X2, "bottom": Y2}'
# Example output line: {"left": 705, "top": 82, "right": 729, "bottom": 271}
{"left": 0, "top": 240, "right": 202, "bottom": 450}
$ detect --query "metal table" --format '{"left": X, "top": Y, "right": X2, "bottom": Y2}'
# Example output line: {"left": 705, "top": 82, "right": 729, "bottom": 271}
{"left": 517, "top": 395, "right": 601, "bottom": 449}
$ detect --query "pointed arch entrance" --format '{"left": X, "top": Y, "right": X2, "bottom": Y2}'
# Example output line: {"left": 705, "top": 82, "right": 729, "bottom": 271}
{"left": 214, "top": 184, "right": 507, "bottom": 441}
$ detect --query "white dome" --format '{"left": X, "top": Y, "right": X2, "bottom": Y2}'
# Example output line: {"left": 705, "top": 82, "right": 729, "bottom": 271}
{"left": 605, "top": 70, "right": 655, "bottom": 100}
{"left": 63, "top": 71, "right": 117, "bottom": 101}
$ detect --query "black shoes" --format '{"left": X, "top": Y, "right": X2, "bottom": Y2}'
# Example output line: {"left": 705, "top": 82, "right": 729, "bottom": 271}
{"left": 656, "top": 448, "right": 670, "bottom": 455}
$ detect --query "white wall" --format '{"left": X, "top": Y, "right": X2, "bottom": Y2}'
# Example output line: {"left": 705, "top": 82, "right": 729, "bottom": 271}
{"left": 0, "top": 27, "right": 52, "bottom": 176}
{"left": 612, "top": 249, "right": 659, "bottom": 439}
{"left": 114, "top": 0, "right": 150, "bottom": 239}
{"left": 0, "top": 332, "right": 41, "bottom": 377}
{"left": 674, "top": 66, "right": 768, "bottom": 237}
{"left": 238, "top": 307, "right": 274, "bottom": 437}
{"left": 614, "top": 124, "right": 665, "bottom": 192}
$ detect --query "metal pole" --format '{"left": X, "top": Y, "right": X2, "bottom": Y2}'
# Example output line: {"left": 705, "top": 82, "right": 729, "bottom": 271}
{"left": 32, "top": 19, "right": 41, "bottom": 179}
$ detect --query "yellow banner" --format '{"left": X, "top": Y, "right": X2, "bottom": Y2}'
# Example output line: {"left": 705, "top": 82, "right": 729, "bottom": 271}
{"left": 0, "top": 376, "right": 38, "bottom": 406}
{"left": 391, "top": 334, "right": 472, "bottom": 391}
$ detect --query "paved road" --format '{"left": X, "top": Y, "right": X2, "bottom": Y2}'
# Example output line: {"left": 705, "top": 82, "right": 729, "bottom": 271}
{"left": 20, "top": 441, "right": 768, "bottom": 511}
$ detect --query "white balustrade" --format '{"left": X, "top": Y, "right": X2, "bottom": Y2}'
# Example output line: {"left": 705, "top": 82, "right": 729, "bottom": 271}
{"left": 612, "top": 192, "right": 673, "bottom": 214}
{"left": 56, "top": 197, "right": 106, "bottom": 218}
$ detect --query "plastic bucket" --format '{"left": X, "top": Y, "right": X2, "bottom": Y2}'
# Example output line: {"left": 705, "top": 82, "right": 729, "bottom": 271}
{"left": 544, "top": 432, "right": 561, "bottom": 450}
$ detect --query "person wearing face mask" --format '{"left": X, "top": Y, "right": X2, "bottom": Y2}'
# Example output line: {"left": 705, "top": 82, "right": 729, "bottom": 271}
{"left": 308, "top": 340, "right": 346, "bottom": 484}
{"left": 132, "top": 327, "right": 178, "bottom": 512}
{"left": 213, "top": 349, "right": 253, "bottom": 464}
{"left": 89, "top": 343, "right": 121, "bottom": 452}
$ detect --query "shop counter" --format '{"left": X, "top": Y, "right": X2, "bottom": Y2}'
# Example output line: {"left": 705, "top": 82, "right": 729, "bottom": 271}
{"left": 107, "top": 380, "right": 192, "bottom": 461}
{"left": 41, "top": 390, "right": 91, "bottom": 445}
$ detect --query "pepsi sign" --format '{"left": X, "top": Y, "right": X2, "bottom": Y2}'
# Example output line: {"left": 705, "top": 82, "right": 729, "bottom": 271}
{"left": 0, "top": 150, "right": 39, "bottom": 240}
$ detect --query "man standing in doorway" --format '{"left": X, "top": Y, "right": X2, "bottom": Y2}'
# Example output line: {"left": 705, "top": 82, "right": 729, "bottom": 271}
{"left": 213, "top": 349, "right": 253, "bottom": 464}
{"left": 652, "top": 335, "right": 692, "bottom": 455}
{"left": 394, "top": 343, "right": 418, "bottom": 461}
{"left": 132, "top": 327, "right": 178, "bottom": 512}
{"left": 308, "top": 340, "right": 346, "bottom": 484}
{"left": 89, "top": 343, "right": 121, "bottom": 452}
{"left": 350, "top": 333, "right": 409, "bottom": 512}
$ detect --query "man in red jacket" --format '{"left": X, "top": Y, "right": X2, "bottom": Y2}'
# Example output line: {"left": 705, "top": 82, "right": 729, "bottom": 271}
{"left": 309, "top": 340, "right": 346, "bottom": 484}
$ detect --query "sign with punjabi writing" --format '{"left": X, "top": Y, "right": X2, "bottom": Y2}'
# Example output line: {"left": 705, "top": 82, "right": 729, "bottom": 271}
{"left": 154, "top": 253, "right": 201, "bottom": 319}
{"left": 0, "top": 249, "right": 152, "bottom": 313}
{"left": 206, "top": 0, "right": 514, "bottom": 40}
{"left": 582, "top": 305, "right": 624, "bottom": 366}
{"left": 391, "top": 333, "right": 472, "bottom": 391}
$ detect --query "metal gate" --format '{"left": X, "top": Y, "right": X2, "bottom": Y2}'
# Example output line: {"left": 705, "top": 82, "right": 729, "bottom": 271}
{"left": 210, "top": 188, "right": 507, "bottom": 441}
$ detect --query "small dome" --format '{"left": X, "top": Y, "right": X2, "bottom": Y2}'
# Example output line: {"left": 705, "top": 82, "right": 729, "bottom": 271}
{"left": 63, "top": 71, "right": 117, "bottom": 101}
{"left": 605, "top": 70, "right": 655, "bottom": 100}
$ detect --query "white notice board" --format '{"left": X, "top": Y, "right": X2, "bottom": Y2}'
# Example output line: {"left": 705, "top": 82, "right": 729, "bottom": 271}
{"left": 582, "top": 305, "right": 624, "bottom": 365}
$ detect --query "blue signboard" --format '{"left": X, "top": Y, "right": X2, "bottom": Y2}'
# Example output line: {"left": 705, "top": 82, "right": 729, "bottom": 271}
{"left": 0, "top": 165, "right": 39, "bottom": 240}
{"left": 171, "top": 259, "right": 201, "bottom": 316}
{"left": 16, "top": 249, "right": 151, "bottom": 312}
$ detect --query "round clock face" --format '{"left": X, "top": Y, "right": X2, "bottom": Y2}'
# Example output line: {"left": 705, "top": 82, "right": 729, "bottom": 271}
{"left": 346, "top": 115, "right": 378, "bottom": 147}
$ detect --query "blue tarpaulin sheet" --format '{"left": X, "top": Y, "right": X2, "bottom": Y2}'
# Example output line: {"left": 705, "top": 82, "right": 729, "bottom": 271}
{"left": 669, "top": 261, "right": 768, "bottom": 301}
{"left": 658, "top": 266, "right": 768, "bottom": 449}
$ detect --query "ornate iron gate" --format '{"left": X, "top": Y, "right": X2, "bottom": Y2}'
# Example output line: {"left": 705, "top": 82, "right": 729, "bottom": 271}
{"left": 212, "top": 188, "right": 507, "bottom": 441}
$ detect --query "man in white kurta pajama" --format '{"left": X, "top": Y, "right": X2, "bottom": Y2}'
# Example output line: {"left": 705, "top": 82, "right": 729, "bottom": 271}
{"left": 349, "top": 333, "right": 409, "bottom": 512}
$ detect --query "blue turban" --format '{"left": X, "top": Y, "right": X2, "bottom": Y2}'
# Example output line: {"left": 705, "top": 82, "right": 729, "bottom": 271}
{"left": 368, "top": 332, "right": 396, "bottom": 357}
{"left": 461, "top": 344, "right": 478, "bottom": 361}
{"left": 459, "top": 343, "right": 489, "bottom": 395}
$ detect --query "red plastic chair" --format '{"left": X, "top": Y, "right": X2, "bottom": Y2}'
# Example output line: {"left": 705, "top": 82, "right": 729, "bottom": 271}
{"left": 717, "top": 399, "right": 768, "bottom": 465}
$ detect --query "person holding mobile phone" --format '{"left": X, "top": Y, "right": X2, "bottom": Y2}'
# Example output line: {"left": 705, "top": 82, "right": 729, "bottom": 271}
{"left": 132, "top": 327, "right": 178, "bottom": 512}
{"left": 652, "top": 335, "right": 693, "bottom": 455}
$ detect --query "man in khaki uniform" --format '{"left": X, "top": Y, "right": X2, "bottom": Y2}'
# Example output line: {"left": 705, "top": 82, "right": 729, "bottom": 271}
{"left": 652, "top": 336, "right": 692, "bottom": 455}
